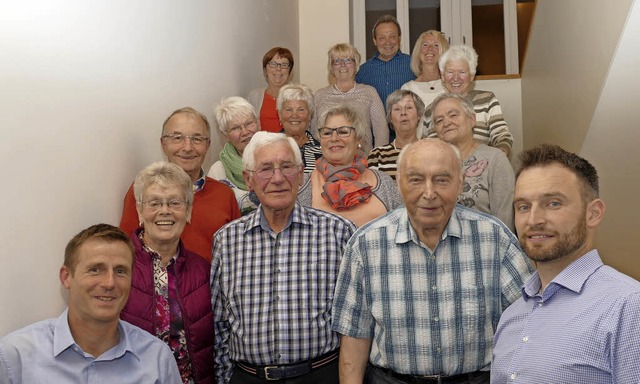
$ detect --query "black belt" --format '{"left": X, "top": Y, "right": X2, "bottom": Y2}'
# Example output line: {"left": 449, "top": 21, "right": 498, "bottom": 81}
{"left": 374, "top": 365, "right": 488, "bottom": 384}
{"left": 235, "top": 349, "right": 339, "bottom": 381}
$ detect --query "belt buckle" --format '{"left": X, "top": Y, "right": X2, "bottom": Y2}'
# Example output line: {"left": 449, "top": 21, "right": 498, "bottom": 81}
{"left": 263, "top": 366, "right": 281, "bottom": 381}
{"left": 418, "top": 374, "right": 441, "bottom": 383}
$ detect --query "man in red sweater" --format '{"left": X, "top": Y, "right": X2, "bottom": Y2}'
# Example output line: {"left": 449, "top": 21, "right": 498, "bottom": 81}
{"left": 120, "top": 107, "right": 240, "bottom": 262}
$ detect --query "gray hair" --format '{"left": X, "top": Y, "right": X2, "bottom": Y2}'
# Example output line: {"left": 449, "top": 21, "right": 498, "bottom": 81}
{"left": 242, "top": 131, "right": 303, "bottom": 171}
{"left": 396, "top": 139, "right": 462, "bottom": 184}
{"left": 316, "top": 104, "right": 367, "bottom": 141}
{"left": 133, "top": 161, "right": 194, "bottom": 207}
{"left": 439, "top": 44, "right": 478, "bottom": 76}
{"left": 214, "top": 96, "right": 258, "bottom": 136}
{"left": 276, "top": 83, "right": 315, "bottom": 115}
{"left": 162, "top": 107, "right": 211, "bottom": 136}
{"left": 429, "top": 93, "right": 475, "bottom": 131}
{"left": 385, "top": 89, "right": 426, "bottom": 124}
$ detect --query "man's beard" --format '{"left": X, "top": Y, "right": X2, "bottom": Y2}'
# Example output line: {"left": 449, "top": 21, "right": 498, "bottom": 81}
{"left": 520, "top": 211, "right": 587, "bottom": 263}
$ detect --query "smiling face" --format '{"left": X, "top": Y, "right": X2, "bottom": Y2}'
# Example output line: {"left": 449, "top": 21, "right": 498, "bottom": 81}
{"left": 319, "top": 114, "right": 359, "bottom": 166}
{"left": 331, "top": 55, "right": 356, "bottom": 82}
{"left": 419, "top": 34, "right": 441, "bottom": 68}
{"left": 281, "top": 100, "right": 311, "bottom": 138}
{"left": 514, "top": 163, "right": 601, "bottom": 265}
{"left": 432, "top": 98, "right": 475, "bottom": 146}
{"left": 390, "top": 95, "right": 420, "bottom": 137}
{"left": 398, "top": 140, "right": 462, "bottom": 244}
{"left": 442, "top": 60, "right": 473, "bottom": 95}
{"left": 136, "top": 183, "right": 191, "bottom": 251}
{"left": 60, "top": 239, "right": 133, "bottom": 328}
{"left": 264, "top": 53, "right": 291, "bottom": 89}
{"left": 244, "top": 141, "right": 303, "bottom": 214}
{"left": 373, "top": 22, "right": 400, "bottom": 61}
{"left": 161, "top": 113, "right": 210, "bottom": 182}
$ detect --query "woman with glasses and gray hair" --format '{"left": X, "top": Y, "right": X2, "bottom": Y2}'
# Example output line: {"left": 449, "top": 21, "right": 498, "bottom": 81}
{"left": 121, "top": 161, "right": 215, "bottom": 384}
{"left": 311, "top": 43, "right": 388, "bottom": 154}
{"left": 208, "top": 96, "right": 260, "bottom": 215}
{"left": 276, "top": 83, "right": 322, "bottom": 174}
{"left": 298, "top": 104, "right": 402, "bottom": 227}
{"left": 247, "top": 47, "right": 294, "bottom": 133}
{"left": 367, "top": 89, "right": 425, "bottom": 180}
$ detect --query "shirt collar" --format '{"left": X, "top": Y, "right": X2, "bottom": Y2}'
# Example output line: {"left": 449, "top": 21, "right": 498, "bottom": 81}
{"left": 53, "top": 309, "right": 139, "bottom": 361}
{"left": 394, "top": 207, "right": 459, "bottom": 249}
{"left": 373, "top": 50, "right": 403, "bottom": 62}
{"left": 522, "top": 249, "right": 602, "bottom": 300}
{"left": 193, "top": 169, "right": 206, "bottom": 192}
{"left": 245, "top": 202, "right": 310, "bottom": 234}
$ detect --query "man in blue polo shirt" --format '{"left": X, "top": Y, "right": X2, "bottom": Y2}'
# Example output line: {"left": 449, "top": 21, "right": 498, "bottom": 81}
{"left": 356, "top": 14, "right": 415, "bottom": 113}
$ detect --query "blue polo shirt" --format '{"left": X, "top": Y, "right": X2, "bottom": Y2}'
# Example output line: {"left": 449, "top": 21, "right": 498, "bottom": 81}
{"left": 356, "top": 51, "right": 415, "bottom": 108}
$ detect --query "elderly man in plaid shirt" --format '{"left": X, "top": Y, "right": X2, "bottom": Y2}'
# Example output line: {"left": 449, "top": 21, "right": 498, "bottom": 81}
{"left": 332, "top": 139, "right": 533, "bottom": 384}
{"left": 211, "top": 131, "right": 356, "bottom": 384}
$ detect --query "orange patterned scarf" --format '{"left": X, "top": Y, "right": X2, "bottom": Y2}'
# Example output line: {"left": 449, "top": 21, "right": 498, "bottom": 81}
{"left": 317, "top": 155, "right": 373, "bottom": 211}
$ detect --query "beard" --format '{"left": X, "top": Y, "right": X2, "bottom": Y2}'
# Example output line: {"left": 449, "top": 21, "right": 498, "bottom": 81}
{"left": 519, "top": 211, "right": 587, "bottom": 263}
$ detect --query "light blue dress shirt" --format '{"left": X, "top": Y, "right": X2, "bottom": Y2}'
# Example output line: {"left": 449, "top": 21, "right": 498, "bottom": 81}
{"left": 0, "top": 309, "right": 181, "bottom": 384}
{"left": 491, "top": 250, "right": 640, "bottom": 383}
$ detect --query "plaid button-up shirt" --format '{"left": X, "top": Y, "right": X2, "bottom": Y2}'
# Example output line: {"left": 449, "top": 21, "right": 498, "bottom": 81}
{"left": 211, "top": 203, "right": 356, "bottom": 383}
{"left": 332, "top": 205, "right": 533, "bottom": 376}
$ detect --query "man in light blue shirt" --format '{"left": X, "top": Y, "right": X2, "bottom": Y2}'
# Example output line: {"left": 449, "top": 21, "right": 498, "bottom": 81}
{"left": 0, "top": 224, "right": 181, "bottom": 384}
{"left": 491, "top": 144, "right": 640, "bottom": 383}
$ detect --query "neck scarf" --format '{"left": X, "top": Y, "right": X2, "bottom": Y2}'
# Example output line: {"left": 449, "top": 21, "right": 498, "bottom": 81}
{"left": 317, "top": 154, "right": 372, "bottom": 211}
{"left": 219, "top": 142, "right": 247, "bottom": 190}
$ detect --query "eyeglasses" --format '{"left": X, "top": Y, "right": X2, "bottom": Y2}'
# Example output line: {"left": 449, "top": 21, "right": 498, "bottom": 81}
{"left": 318, "top": 126, "right": 355, "bottom": 139}
{"left": 141, "top": 199, "right": 188, "bottom": 212}
{"left": 267, "top": 61, "right": 291, "bottom": 69}
{"left": 331, "top": 57, "right": 355, "bottom": 66}
{"left": 248, "top": 163, "right": 300, "bottom": 179}
{"left": 161, "top": 134, "right": 210, "bottom": 146}
{"left": 227, "top": 120, "right": 258, "bottom": 135}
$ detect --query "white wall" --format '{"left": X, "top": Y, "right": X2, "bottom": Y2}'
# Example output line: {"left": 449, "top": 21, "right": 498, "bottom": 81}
{"left": 0, "top": 0, "right": 298, "bottom": 336}
{"left": 521, "top": 0, "right": 639, "bottom": 279}
{"left": 298, "top": 0, "right": 350, "bottom": 90}
{"left": 582, "top": 0, "right": 640, "bottom": 276}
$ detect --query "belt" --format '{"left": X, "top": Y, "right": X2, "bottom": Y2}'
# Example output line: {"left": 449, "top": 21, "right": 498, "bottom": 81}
{"left": 374, "top": 365, "right": 488, "bottom": 384}
{"left": 235, "top": 349, "right": 339, "bottom": 381}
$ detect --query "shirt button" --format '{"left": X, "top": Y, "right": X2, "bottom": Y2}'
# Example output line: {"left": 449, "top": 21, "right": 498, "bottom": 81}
{"left": 276, "top": 296, "right": 280, "bottom": 301}
{"left": 522, "top": 336, "right": 528, "bottom": 342}
{"left": 538, "top": 303, "right": 543, "bottom": 307}
{"left": 431, "top": 285, "right": 437, "bottom": 290}
{"left": 511, "top": 373, "right": 517, "bottom": 380}
{"left": 433, "top": 317, "right": 439, "bottom": 322}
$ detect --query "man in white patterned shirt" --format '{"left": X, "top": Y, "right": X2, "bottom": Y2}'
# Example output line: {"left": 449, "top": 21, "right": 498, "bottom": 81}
{"left": 211, "top": 132, "right": 356, "bottom": 383}
{"left": 332, "top": 139, "right": 533, "bottom": 384}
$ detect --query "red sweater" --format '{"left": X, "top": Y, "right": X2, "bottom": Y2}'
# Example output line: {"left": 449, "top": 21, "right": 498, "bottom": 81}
{"left": 120, "top": 177, "right": 240, "bottom": 262}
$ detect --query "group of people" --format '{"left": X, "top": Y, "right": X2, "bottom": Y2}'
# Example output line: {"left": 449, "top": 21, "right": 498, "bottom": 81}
{"left": 1, "top": 14, "right": 640, "bottom": 384}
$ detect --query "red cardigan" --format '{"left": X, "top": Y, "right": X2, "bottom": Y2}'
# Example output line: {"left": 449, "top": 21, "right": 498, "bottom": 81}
{"left": 121, "top": 229, "right": 215, "bottom": 384}
{"left": 119, "top": 176, "right": 240, "bottom": 262}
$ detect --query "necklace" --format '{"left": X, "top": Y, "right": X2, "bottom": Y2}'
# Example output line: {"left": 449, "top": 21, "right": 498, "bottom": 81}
{"left": 425, "top": 79, "right": 437, "bottom": 91}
